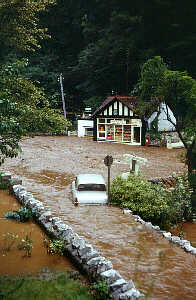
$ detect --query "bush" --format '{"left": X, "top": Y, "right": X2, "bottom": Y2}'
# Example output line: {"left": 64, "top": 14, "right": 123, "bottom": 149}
{"left": 43, "top": 238, "right": 66, "bottom": 256}
{"left": 166, "top": 174, "right": 193, "bottom": 223}
{"left": 92, "top": 280, "right": 112, "bottom": 300}
{"left": 189, "top": 172, "right": 196, "bottom": 210}
{"left": 17, "top": 234, "right": 33, "bottom": 257}
{"left": 110, "top": 173, "right": 193, "bottom": 229}
{"left": 5, "top": 207, "right": 35, "bottom": 222}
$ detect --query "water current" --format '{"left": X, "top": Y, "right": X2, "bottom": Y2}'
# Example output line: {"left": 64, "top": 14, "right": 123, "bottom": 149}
{"left": 0, "top": 190, "right": 76, "bottom": 276}
{"left": 1, "top": 136, "right": 196, "bottom": 299}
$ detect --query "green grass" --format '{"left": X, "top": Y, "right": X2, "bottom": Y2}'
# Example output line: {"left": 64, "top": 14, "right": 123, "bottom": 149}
{"left": 0, "top": 273, "right": 94, "bottom": 300}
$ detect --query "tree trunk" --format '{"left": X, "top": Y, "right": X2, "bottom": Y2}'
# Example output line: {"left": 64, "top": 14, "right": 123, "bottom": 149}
{"left": 141, "top": 117, "right": 147, "bottom": 146}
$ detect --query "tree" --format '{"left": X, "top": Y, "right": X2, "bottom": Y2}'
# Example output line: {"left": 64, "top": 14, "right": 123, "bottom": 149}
{"left": 131, "top": 56, "right": 167, "bottom": 145}
{"left": 0, "top": 0, "right": 72, "bottom": 166}
{"left": 0, "top": 0, "right": 56, "bottom": 54}
{"left": 158, "top": 70, "right": 196, "bottom": 173}
{"left": 136, "top": 56, "right": 196, "bottom": 175}
{"left": 0, "top": 59, "right": 70, "bottom": 166}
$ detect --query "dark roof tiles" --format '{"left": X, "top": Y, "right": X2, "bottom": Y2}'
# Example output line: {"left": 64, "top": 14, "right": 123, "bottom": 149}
{"left": 91, "top": 95, "right": 137, "bottom": 117}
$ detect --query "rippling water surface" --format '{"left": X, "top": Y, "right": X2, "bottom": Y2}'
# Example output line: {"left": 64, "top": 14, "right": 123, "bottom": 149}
{"left": 1, "top": 136, "right": 196, "bottom": 299}
{"left": 0, "top": 190, "right": 76, "bottom": 276}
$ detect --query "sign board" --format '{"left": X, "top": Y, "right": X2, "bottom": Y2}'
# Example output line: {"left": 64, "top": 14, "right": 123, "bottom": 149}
{"left": 131, "top": 119, "right": 142, "bottom": 126}
{"left": 110, "top": 120, "right": 126, "bottom": 125}
{"left": 104, "top": 155, "right": 113, "bottom": 167}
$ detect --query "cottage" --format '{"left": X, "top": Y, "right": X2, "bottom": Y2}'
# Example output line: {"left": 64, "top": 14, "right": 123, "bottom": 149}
{"left": 148, "top": 102, "right": 176, "bottom": 132}
{"left": 91, "top": 95, "right": 142, "bottom": 145}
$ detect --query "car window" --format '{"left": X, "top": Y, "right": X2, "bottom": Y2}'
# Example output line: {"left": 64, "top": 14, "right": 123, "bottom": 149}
{"left": 78, "top": 184, "right": 106, "bottom": 191}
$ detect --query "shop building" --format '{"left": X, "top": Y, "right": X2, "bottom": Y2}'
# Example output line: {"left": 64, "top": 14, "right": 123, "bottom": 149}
{"left": 91, "top": 95, "right": 142, "bottom": 145}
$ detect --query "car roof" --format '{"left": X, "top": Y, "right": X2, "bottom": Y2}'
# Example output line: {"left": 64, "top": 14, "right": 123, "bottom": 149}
{"left": 76, "top": 174, "right": 106, "bottom": 185}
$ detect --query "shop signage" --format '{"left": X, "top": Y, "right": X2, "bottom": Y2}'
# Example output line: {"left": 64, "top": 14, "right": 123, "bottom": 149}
{"left": 104, "top": 155, "right": 113, "bottom": 167}
{"left": 131, "top": 119, "right": 142, "bottom": 126}
{"left": 110, "top": 120, "right": 126, "bottom": 125}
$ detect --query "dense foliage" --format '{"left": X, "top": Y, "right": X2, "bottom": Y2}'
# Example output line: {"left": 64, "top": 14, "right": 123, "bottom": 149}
{"left": 0, "top": 59, "right": 70, "bottom": 165}
{"left": 110, "top": 173, "right": 193, "bottom": 229}
{"left": 134, "top": 56, "right": 196, "bottom": 174}
{"left": 0, "top": 0, "right": 56, "bottom": 53}
{"left": 5, "top": 207, "right": 35, "bottom": 222}
{"left": 0, "top": 1, "right": 195, "bottom": 169}
{"left": 1, "top": 1, "right": 196, "bottom": 109}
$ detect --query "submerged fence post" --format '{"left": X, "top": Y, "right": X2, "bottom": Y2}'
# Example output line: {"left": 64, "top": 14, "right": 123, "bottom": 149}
{"left": 131, "top": 159, "right": 136, "bottom": 173}
{"left": 104, "top": 155, "right": 113, "bottom": 204}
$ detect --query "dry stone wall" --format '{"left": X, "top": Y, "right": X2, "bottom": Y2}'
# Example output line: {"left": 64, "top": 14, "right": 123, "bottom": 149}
{"left": 1, "top": 172, "right": 143, "bottom": 300}
{"left": 123, "top": 210, "right": 196, "bottom": 256}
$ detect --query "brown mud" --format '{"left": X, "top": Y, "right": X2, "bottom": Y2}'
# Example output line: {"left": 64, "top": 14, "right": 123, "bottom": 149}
{"left": 0, "top": 189, "right": 76, "bottom": 277}
{"left": 1, "top": 136, "right": 196, "bottom": 299}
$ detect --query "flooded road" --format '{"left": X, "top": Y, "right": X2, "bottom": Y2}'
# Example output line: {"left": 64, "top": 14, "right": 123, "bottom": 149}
{"left": 1, "top": 136, "right": 196, "bottom": 299}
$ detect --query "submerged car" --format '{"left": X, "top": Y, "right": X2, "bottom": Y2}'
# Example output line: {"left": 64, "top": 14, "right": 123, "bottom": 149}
{"left": 72, "top": 174, "right": 108, "bottom": 205}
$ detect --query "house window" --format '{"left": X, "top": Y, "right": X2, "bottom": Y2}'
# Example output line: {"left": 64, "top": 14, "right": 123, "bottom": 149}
{"left": 113, "top": 109, "right": 118, "bottom": 116}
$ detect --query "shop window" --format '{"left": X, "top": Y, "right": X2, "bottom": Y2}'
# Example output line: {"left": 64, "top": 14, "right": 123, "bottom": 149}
{"left": 98, "top": 124, "right": 105, "bottom": 131}
{"left": 99, "top": 118, "right": 105, "bottom": 123}
{"left": 123, "top": 125, "right": 131, "bottom": 141}
{"left": 115, "top": 125, "right": 122, "bottom": 141}
{"left": 106, "top": 125, "right": 115, "bottom": 140}
{"left": 99, "top": 132, "right": 105, "bottom": 138}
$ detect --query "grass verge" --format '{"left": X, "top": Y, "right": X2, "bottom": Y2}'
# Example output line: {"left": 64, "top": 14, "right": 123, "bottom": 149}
{"left": 0, "top": 272, "right": 94, "bottom": 300}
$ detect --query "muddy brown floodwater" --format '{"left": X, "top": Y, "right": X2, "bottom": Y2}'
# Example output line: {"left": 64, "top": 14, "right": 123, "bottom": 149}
{"left": 1, "top": 136, "right": 196, "bottom": 299}
{"left": 0, "top": 190, "right": 76, "bottom": 277}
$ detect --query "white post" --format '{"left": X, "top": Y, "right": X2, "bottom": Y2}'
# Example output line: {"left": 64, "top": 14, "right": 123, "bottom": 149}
{"left": 59, "top": 73, "right": 66, "bottom": 119}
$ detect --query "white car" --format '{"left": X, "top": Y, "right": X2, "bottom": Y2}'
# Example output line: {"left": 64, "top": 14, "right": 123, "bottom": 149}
{"left": 72, "top": 174, "right": 108, "bottom": 205}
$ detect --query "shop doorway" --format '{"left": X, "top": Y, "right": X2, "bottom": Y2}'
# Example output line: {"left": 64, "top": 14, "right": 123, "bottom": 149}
{"left": 133, "top": 127, "right": 141, "bottom": 143}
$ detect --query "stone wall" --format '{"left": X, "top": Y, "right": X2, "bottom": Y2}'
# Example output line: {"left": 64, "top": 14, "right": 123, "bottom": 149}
{"left": 1, "top": 172, "right": 143, "bottom": 300}
{"left": 123, "top": 210, "right": 196, "bottom": 256}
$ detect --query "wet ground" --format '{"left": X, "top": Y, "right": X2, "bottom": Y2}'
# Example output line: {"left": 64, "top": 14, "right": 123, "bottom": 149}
{"left": 1, "top": 136, "right": 196, "bottom": 299}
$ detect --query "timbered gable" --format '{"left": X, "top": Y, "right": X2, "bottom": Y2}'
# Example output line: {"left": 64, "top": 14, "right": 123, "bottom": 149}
{"left": 91, "top": 95, "right": 137, "bottom": 119}
{"left": 91, "top": 95, "right": 142, "bottom": 145}
{"left": 100, "top": 100, "right": 134, "bottom": 117}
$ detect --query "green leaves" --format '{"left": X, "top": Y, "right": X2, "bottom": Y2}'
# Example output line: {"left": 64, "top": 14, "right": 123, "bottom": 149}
{"left": 110, "top": 173, "right": 193, "bottom": 229}
{"left": 5, "top": 208, "right": 35, "bottom": 222}
{"left": 0, "top": 0, "right": 56, "bottom": 52}
{"left": 0, "top": 59, "right": 70, "bottom": 166}
{"left": 136, "top": 56, "right": 196, "bottom": 173}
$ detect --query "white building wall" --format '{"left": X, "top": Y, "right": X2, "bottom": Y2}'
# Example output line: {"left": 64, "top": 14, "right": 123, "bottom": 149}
{"left": 124, "top": 106, "right": 128, "bottom": 116}
{"left": 158, "top": 103, "right": 176, "bottom": 131}
{"left": 148, "top": 103, "right": 176, "bottom": 132}
{"left": 119, "top": 102, "right": 123, "bottom": 115}
{"left": 77, "top": 119, "right": 94, "bottom": 137}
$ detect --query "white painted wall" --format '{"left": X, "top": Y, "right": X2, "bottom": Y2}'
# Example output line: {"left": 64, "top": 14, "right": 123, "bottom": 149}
{"left": 148, "top": 103, "right": 176, "bottom": 131}
{"left": 77, "top": 119, "right": 94, "bottom": 137}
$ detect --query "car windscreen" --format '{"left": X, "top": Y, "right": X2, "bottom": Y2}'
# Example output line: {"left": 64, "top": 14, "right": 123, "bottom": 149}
{"left": 78, "top": 184, "right": 106, "bottom": 191}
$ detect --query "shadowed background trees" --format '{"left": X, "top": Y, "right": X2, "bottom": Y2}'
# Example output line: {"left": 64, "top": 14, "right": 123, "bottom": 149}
{"left": 1, "top": 0, "right": 195, "bottom": 111}
{"left": 0, "top": 0, "right": 196, "bottom": 163}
